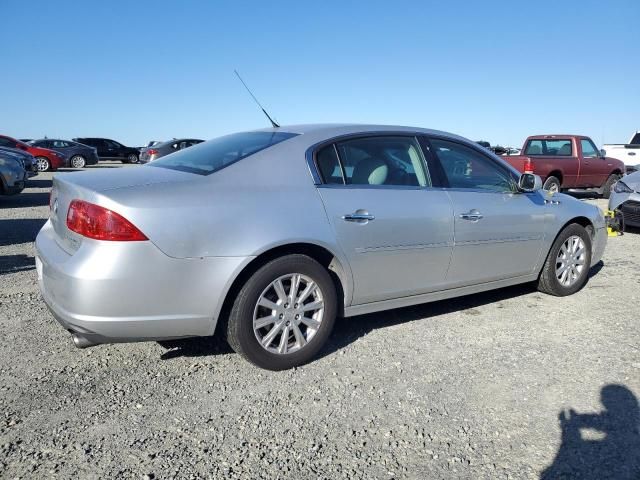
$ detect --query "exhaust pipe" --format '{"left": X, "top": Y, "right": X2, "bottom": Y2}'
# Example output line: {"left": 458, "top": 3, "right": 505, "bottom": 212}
{"left": 71, "top": 333, "right": 99, "bottom": 349}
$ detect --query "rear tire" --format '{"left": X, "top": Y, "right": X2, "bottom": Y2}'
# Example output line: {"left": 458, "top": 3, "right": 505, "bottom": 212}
{"left": 225, "top": 254, "right": 337, "bottom": 370}
{"left": 543, "top": 176, "right": 561, "bottom": 194}
{"left": 600, "top": 173, "right": 620, "bottom": 199}
{"left": 70, "top": 155, "right": 86, "bottom": 169}
{"left": 538, "top": 224, "right": 592, "bottom": 296}
{"left": 127, "top": 153, "right": 139, "bottom": 164}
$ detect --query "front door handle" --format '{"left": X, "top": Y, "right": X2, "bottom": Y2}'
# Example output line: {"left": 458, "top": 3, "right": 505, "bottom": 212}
{"left": 342, "top": 210, "right": 375, "bottom": 223}
{"left": 459, "top": 210, "right": 483, "bottom": 221}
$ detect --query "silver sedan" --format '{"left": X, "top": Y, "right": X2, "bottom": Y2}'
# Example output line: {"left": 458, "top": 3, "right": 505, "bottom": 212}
{"left": 36, "top": 124, "right": 607, "bottom": 370}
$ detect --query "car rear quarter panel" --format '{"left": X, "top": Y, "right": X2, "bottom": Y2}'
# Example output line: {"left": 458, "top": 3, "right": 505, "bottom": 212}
{"left": 102, "top": 148, "right": 335, "bottom": 258}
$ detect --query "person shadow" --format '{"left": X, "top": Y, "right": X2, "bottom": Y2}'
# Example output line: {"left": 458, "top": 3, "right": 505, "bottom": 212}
{"left": 541, "top": 384, "right": 640, "bottom": 479}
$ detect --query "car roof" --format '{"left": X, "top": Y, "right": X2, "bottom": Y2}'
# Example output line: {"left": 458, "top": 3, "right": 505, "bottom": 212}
{"left": 526, "top": 134, "right": 589, "bottom": 140}
{"left": 250, "top": 123, "right": 458, "bottom": 136}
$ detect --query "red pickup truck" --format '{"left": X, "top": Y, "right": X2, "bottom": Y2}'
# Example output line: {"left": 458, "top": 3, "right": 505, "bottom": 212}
{"left": 504, "top": 135, "right": 625, "bottom": 198}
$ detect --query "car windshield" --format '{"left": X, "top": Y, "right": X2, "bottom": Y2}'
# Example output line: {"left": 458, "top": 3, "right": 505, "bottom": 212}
{"left": 149, "top": 131, "right": 298, "bottom": 175}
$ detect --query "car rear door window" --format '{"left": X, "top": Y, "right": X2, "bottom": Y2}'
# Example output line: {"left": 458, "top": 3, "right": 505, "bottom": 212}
{"left": 430, "top": 138, "right": 516, "bottom": 192}
{"left": 316, "top": 145, "right": 344, "bottom": 184}
{"left": 316, "top": 136, "right": 430, "bottom": 187}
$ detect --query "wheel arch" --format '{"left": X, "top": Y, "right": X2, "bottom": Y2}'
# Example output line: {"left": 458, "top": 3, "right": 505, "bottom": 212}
{"left": 214, "top": 242, "right": 351, "bottom": 334}
{"left": 538, "top": 215, "right": 595, "bottom": 276}
{"left": 546, "top": 170, "right": 563, "bottom": 185}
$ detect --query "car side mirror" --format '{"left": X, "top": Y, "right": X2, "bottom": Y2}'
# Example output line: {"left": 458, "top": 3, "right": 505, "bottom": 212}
{"left": 599, "top": 149, "right": 606, "bottom": 158}
{"left": 518, "top": 173, "right": 542, "bottom": 192}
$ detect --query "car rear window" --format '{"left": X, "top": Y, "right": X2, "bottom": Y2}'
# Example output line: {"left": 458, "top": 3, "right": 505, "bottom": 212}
{"left": 524, "top": 139, "right": 573, "bottom": 156}
{"left": 149, "top": 131, "right": 298, "bottom": 175}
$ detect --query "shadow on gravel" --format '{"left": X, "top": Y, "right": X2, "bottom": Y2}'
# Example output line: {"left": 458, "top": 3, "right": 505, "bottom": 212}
{"left": 541, "top": 384, "right": 640, "bottom": 479}
{"left": 157, "top": 262, "right": 606, "bottom": 361}
{"left": 0, "top": 254, "right": 36, "bottom": 275}
{"left": 26, "top": 178, "right": 53, "bottom": 189}
{"left": 0, "top": 218, "right": 46, "bottom": 246}
{"left": 157, "top": 336, "right": 232, "bottom": 360}
{"left": 0, "top": 191, "right": 50, "bottom": 208}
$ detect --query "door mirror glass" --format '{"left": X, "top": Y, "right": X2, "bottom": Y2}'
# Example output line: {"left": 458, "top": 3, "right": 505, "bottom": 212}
{"left": 600, "top": 149, "right": 607, "bottom": 158}
{"left": 518, "top": 173, "right": 542, "bottom": 192}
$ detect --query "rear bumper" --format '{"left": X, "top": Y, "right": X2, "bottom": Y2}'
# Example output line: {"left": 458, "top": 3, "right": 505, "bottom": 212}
{"left": 35, "top": 220, "right": 251, "bottom": 345}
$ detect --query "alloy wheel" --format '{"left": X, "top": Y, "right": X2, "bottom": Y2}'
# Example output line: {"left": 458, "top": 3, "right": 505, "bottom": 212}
{"left": 71, "top": 155, "right": 85, "bottom": 169}
{"left": 253, "top": 273, "right": 325, "bottom": 355}
{"left": 555, "top": 235, "right": 587, "bottom": 287}
{"left": 36, "top": 157, "right": 50, "bottom": 172}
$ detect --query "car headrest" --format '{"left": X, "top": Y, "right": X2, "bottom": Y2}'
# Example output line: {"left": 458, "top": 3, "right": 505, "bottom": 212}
{"left": 352, "top": 156, "right": 388, "bottom": 185}
{"left": 558, "top": 144, "right": 572, "bottom": 155}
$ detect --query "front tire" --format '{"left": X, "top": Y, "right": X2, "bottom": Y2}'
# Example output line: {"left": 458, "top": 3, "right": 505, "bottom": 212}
{"left": 126, "top": 153, "right": 139, "bottom": 164}
{"left": 225, "top": 254, "right": 337, "bottom": 370}
{"left": 35, "top": 156, "right": 51, "bottom": 172}
{"left": 600, "top": 173, "right": 620, "bottom": 199}
{"left": 70, "top": 155, "right": 86, "bottom": 169}
{"left": 538, "top": 224, "right": 592, "bottom": 296}
{"left": 543, "top": 176, "right": 561, "bottom": 194}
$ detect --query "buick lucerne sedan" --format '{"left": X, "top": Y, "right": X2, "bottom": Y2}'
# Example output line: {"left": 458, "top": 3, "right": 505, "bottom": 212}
{"left": 36, "top": 125, "right": 607, "bottom": 370}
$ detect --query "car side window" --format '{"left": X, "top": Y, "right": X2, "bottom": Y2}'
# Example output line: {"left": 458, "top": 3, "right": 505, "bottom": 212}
{"left": 320, "top": 136, "right": 430, "bottom": 187}
{"left": 316, "top": 145, "right": 344, "bottom": 184}
{"left": 430, "top": 138, "right": 516, "bottom": 193}
{"left": 580, "top": 139, "right": 598, "bottom": 157}
{"left": 0, "top": 138, "right": 14, "bottom": 147}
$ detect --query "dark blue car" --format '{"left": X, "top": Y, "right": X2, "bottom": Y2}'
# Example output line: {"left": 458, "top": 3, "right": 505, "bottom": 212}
{"left": 28, "top": 139, "right": 99, "bottom": 169}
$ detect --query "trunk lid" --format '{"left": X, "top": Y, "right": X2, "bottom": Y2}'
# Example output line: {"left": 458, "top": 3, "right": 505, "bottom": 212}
{"left": 49, "top": 166, "right": 196, "bottom": 254}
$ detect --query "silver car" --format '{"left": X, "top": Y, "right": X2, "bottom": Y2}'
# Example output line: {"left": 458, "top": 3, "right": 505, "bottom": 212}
{"left": 36, "top": 124, "right": 607, "bottom": 370}
{"left": 139, "top": 138, "right": 204, "bottom": 164}
{"left": 608, "top": 171, "right": 640, "bottom": 228}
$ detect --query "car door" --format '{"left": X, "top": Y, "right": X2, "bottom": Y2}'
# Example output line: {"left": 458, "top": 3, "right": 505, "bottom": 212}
{"left": 104, "top": 140, "right": 123, "bottom": 160}
{"left": 314, "top": 135, "right": 454, "bottom": 305}
{"left": 427, "top": 137, "right": 547, "bottom": 287}
{"left": 579, "top": 138, "right": 610, "bottom": 186}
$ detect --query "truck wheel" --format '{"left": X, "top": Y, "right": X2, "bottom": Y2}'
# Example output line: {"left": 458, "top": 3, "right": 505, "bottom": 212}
{"left": 601, "top": 174, "right": 620, "bottom": 199}
{"left": 538, "top": 223, "right": 592, "bottom": 297}
{"left": 543, "top": 176, "right": 561, "bottom": 194}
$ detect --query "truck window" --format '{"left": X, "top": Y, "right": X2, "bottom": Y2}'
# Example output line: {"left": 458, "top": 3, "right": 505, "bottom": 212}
{"left": 630, "top": 133, "right": 640, "bottom": 145}
{"left": 580, "top": 139, "right": 598, "bottom": 158}
{"left": 524, "top": 139, "right": 572, "bottom": 156}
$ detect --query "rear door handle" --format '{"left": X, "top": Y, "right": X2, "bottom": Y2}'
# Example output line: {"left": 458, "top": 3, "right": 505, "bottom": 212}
{"left": 342, "top": 211, "right": 375, "bottom": 223}
{"left": 459, "top": 210, "right": 483, "bottom": 221}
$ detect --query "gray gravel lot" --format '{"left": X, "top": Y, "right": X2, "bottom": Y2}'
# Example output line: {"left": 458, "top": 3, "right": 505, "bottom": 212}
{"left": 1, "top": 164, "right": 639, "bottom": 479}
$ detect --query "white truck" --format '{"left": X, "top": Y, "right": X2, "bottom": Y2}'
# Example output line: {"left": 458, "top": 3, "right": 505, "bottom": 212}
{"left": 602, "top": 131, "right": 640, "bottom": 172}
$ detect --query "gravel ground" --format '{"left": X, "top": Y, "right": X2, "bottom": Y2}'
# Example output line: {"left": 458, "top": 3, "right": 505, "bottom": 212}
{"left": 1, "top": 164, "right": 639, "bottom": 479}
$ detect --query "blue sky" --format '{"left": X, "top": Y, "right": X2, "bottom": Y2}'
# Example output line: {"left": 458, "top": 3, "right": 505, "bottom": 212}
{"left": 2, "top": 0, "right": 638, "bottom": 147}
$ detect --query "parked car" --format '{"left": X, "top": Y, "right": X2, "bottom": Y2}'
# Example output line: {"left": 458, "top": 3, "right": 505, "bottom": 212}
{"left": 0, "top": 135, "right": 65, "bottom": 171}
{"left": 609, "top": 171, "right": 640, "bottom": 229}
{"left": 28, "top": 139, "right": 99, "bottom": 169}
{"left": 0, "top": 150, "right": 28, "bottom": 195}
{"left": 37, "top": 124, "right": 607, "bottom": 370}
{"left": 602, "top": 131, "right": 640, "bottom": 173}
{"left": 503, "top": 135, "right": 626, "bottom": 197}
{"left": 0, "top": 146, "right": 38, "bottom": 177}
{"left": 139, "top": 138, "right": 204, "bottom": 163}
{"left": 73, "top": 138, "right": 140, "bottom": 164}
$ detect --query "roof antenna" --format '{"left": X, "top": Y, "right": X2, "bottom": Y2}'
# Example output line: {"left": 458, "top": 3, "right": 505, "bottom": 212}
{"left": 234, "top": 70, "right": 280, "bottom": 128}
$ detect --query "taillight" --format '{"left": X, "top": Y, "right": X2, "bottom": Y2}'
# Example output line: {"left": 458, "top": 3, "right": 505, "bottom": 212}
{"left": 148, "top": 149, "right": 158, "bottom": 156}
{"left": 523, "top": 157, "right": 533, "bottom": 173}
{"left": 66, "top": 200, "right": 148, "bottom": 241}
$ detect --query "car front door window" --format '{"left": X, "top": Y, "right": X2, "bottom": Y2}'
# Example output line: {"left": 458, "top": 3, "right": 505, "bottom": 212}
{"left": 430, "top": 139, "right": 515, "bottom": 192}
